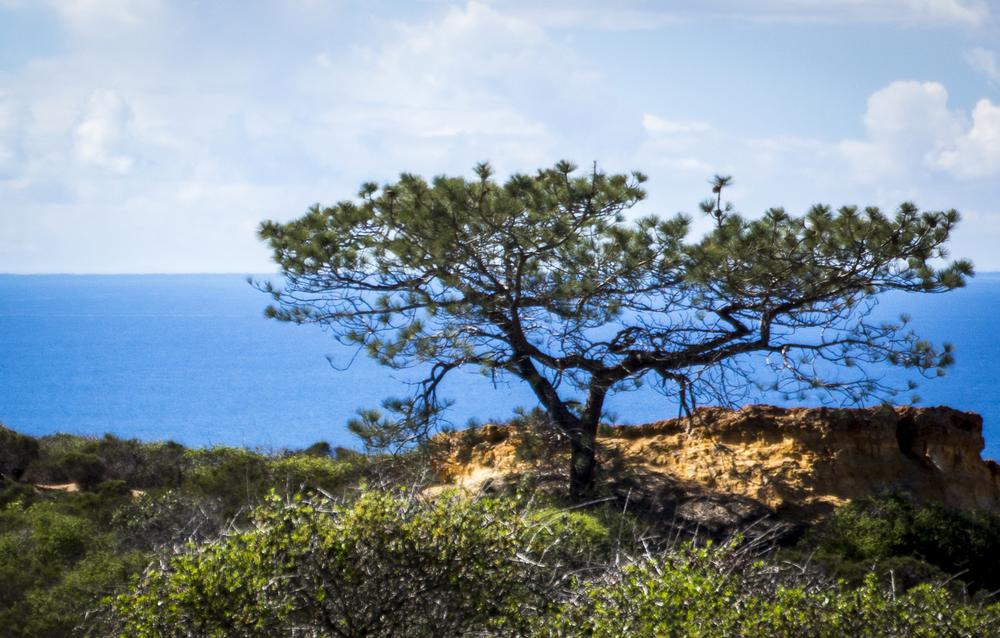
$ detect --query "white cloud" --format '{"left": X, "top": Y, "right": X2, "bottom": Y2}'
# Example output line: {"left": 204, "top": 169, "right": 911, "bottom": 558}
{"left": 895, "top": 0, "right": 990, "bottom": 26}
{"left": 2, "top": 1, "right": 998, "bottom": 273}
{"left": 859, "top": 81, "right": 960, "bottom": 144}
{"left": 839, "top": 81, "right": 964, "bottom": 179}
{"left": 642, "top": 114, "right": 713, "bottom": 135}
{"left": 741, "top": 0, "right": 990, "bottom": 26}
{"left": 518, "top": 0, "right": 991, "bottom": 29}
{"left": 640, "top": 113, "right": 717, "bottom": 157}
{"left": 0, "top": 1, "right": 608, "bottom": 272}
{"left": 74, "top": 90, "right": 135, "bottom": 174}
{"left": 0, "top": 100, "right": 21, "bottom": 173}
{"left": 840, "top": 81, "right": 1000, "bottom": 180}
{"left": 657, "top": 157, "right": 714, "bottom": 172}
{"left": 965, "top": 47, "right": 1000, "bottom": 84}
{"left": 636, "top": 83, "right": 998, "bottom": 260}
{"left": 292, "top": 1, "right": 608, "bottom": 176}
{"left": 519, "top": 6, "right": 681, "bottom": 30}
{"left": 44, "top": 0, "right": 162, "bottom": 32}
{"left": 932, "top": 99, "right": 1000, "bottom": 178}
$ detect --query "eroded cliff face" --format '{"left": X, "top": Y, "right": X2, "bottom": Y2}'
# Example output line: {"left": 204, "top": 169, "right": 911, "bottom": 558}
{"left": 432, "top": 405, "right": 1000, "bottom": 530}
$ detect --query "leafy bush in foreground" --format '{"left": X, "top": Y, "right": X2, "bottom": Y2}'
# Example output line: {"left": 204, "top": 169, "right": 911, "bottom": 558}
{"left": 548, "top": 557, "right": 1000, "bottom": 638}
{"left": 794, "top": 494, "right": 1000, "bottom": 595}
{"left": 0, "top": 501, "right": 145, "bottom": 638}
{"left": 108, "top": 491, "right": 547, "bottom": 637}
{"left": 107, "top": 490, "right": 1000, "bottom": 638}
{"left": 0, "top": 428, "right": 376, "bottom": 638}
{"left": 537, "top": 545, "right": 1000, "bottom": 637}
{"left": 7, "top": 425, "right": 1000, "bottom": 637}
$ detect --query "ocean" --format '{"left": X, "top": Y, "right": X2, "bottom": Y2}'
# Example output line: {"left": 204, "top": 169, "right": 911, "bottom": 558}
{"left": 2, "top": 274, "right": 999, "bottom": 458}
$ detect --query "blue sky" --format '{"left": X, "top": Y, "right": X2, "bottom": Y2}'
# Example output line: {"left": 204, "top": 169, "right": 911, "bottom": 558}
{"left": 1, "top": 0, "right": 999, "bottom": 273}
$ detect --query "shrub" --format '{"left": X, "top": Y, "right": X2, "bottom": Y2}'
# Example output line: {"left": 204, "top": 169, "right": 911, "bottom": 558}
{"left": 20, "top": 549, "right": 145, "bottom": 638}
{"left": 0, "top": 478, "right": 36, "bottom": 509}
{"left": 57, "top": 451, "right": 107, "bottom": 490}
{"left": 799, "top": 494, "right": 1000, "bottom": 594}
{"left": 20, "top": 433, "right": 187, "bottom": 490}
{"left": 528, "top": 507, "right": 611, "bottom": 566}
{"left": 94, "top": 479, "right": 130, "bottom": 498}
{"left": 510, "top": 408, "right": 566, "bottom": 463}
{"left": 0, "top": 501, "right": 137, "bottom": 638}
{"left": 0, "top": 425, "right": 39, "bottom": 480}
{"left": 534, "top": 544, "right": 1000, "bottom": 637}
{"left": 268, "top": 453, "right": 365, "bottom": 495}
{"left": 300, "top": 441, "right": 332, "bottom": 457}
{"left": 181, "top": 447, "right": 270, "bottom": 516}
{"left": 91, "top": 435, "right": 186, "bottom": 488}
{"left": 109, "top": 490, "right": 546, "bottom": 637}
{"left": 111, "top": 490, "right": 224, "bottom": 551}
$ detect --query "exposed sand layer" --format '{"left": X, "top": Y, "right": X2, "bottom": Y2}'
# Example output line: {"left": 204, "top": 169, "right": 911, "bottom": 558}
{"left": 430, "top": 405, "right": 1000, "bottom": 532}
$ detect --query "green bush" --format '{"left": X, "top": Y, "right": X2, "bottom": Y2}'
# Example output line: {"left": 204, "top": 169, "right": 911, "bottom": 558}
{"left": 528, "top": 507, "right": 611, "bottom": 566}
{"left": 111, "top": 489, "right": 224, "bottom": 551}
{"left": 0, "top": 478, "right": 37, "bottom": 509}
{"left": 18, "top": 431, "right": 186, "bottom": 490}
{"left": 268, "top": 453, "right": 366, "bottom": 494}
{"left": 798, "top": 494, "right": 1000, "bottom": 594}
{"left": 535, "top": 544, "right": 1000, "bottom": 637}
{"left": 90, "top": 435, "right": 186, "bottom": 488}
{"left": 181, "top": 447, "right": 270, "bottom": 516}
{"left": 0, "top": 425, "right": 40, "bottom": 480}
{"left": 109, "top": 490, "right": 546, "bottom": 637}
{"left": 19, "top": 549, "right": 145, "bottom": 638}
{"left": 0, "top": 501, "right": 143, "bottom": 638}
{"left": 58, "top": 451, "right": 107, "bottom": 490}
{"left": 300, "top": 441, "right": 332, "bottom": 457}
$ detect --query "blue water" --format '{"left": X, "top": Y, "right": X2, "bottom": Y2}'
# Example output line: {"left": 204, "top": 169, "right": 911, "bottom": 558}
{"left": 2, "top": 274, "right": 999, "bottom": 458}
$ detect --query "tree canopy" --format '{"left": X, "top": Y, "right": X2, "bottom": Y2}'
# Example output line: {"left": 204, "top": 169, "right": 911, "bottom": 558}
{"left": 258, "top": 161, "right": 972, "bottom": 498}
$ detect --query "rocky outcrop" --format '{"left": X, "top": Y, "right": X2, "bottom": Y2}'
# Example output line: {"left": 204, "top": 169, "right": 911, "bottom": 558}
{"left": 431, "top": 405, "right": 1000, "bottom": 534}
{"left": 610, "top": 405, "right": 1000, "bottom": 517}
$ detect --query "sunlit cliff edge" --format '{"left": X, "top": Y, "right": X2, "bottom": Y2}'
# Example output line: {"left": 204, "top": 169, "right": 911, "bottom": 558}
{"left": 431, "top": 405, "right": 1000, "bottom": 535}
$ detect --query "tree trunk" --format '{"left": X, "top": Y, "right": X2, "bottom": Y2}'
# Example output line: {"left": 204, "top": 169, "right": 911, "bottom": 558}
{"left": 568, "top": 384, "right": 606, "bottom": 500}
{"left": 511, "top": 354, "right": 604, "bottom": 500}
{"left": 568, "top": 420, "right": 598, "bottom": 500}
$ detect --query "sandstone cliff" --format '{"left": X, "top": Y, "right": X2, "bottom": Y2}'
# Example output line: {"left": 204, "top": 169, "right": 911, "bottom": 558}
{"left": 431, "top": 405, "right": 1000, "bottom": 534}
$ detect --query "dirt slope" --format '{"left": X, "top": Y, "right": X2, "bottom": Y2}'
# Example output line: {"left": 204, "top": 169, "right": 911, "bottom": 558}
{"left": 431, "top": 405, "right": 1000, "bottom": 534}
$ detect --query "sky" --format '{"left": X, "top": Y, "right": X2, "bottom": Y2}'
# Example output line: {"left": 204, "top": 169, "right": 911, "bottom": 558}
{"left": 1, "top": 0, "right": 999, "bottom": 274}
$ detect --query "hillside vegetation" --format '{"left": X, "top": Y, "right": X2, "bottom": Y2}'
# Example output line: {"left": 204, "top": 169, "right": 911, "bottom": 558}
{"left": 3, "top": 415, "right": 1000, "bottom": 637}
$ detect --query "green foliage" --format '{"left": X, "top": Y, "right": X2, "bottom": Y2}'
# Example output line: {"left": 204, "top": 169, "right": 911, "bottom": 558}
{"left": 7, "top": 426, "right": 1000, "bottom": 637}
{"left": 0, "top": 424, "right": 39, "bottom": 481}
{"left": 0, "top": 477, "right": 36, "bottom": 509}
{"left": 528, "top": 507, "right": 611, "bottom": 566}
{"left": 509, "top": 407, "right": 566, "bottom": 463}
{"left": 798, "top": 494, "right": 1000, "bottom": 594}
{"left": 180, "top": 446, "right": 369, "bottom": 519}
{"left": 110, "top": 489, "right": 223, "bottom": 551}
{"left": 19, "top": 550, "right": 145, "bottom": 638}
{"left": 58, "top": 451, "right": 107, "bottom": 490}
{"left": 91, "top": 436, "right": 186, "bottom": 488}
{"left": 299, "top": 440, "right": 332, "bottom": 457}
{"left": 536, "top": 545, "right": 1000, "bottom": 637}
{"left": 110, "top": 491, "right": 546, "bottom": 637}
{"left": 180, "top": 446, "right": 270, "bottom": 516}
{"left": 268, "top": 453, "right": 365, "bottom": 494}
{"left": 0, "top": 500, "right": 145, "bottom": 638}
{"left": 20, "top": 432, "right": 186, "bottom": 489}
{"left": 0, "top": 427, "right": 378, "bottom": 636}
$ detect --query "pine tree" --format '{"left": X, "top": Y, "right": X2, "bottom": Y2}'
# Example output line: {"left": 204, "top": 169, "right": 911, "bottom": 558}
{"left": 258, "top": 162, "right": 972, "bottom": 499}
